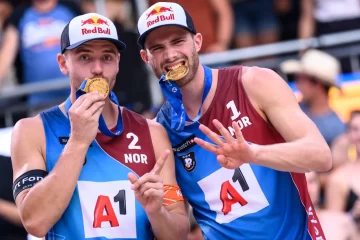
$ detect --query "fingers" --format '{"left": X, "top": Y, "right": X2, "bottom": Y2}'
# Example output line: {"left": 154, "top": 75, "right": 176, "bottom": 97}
{"left": 232, "top": 121, "right": 245, "bottom": 143}
{"left": 193, "top": 137, "right": 219, "bottom": 154}
{"left": 130, "top": 173, "right": 162, "bottom": 191}
{"left": 213, "top": 119, "right": 234, "bottom": 143}
{"left": 199, "top": 124, "right": 225, "bottom": 147}
{"left": 73, "top": 92, "right": 105, "bottom": 113}
{"left": 151, "top": 149, "right": 170, "bottom": 175}
{"left": 128, "top": 172, "right": 138, "bottom": 184}
{"left": 138, "top": 182, "right": 163, "bottom": 197}
{"left": 89, "top": 101, "right": 105, "bottom": 119}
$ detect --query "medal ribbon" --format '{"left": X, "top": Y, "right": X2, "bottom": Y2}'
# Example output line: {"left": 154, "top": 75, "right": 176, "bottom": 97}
{"left": 159, "top": 65, "right": 212, "bottom": 131}
{"left": 64, "top": 79, "right": 123, "bottom": 136}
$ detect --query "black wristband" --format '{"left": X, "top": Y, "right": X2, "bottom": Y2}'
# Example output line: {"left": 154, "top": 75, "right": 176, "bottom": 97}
{"left": 12, "top": 169, "right": 48, "bottom": 200}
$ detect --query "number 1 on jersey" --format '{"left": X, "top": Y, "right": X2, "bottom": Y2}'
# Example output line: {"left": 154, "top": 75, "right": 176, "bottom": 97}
{"left": 226, "top": 100, "right": 241, "bottom": 120}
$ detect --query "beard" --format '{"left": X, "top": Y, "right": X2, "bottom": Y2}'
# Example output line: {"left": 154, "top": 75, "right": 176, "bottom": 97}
{"left": 176, "top": 50, "right": 199, "bottom": 88}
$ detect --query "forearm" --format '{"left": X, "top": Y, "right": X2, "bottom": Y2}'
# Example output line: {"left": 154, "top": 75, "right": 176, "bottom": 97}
{"left": 299, "top": 16, "right": 314, "bottom": 39}
{"left": 20, "top": 139, "right": 88, "bottom": 235}
{"left": 298, "top": 0, "right": 314, "bottom": 39}
{"left": 216, "top": 13, "right": 233, "bottom": 48}
{"left": 148, "top": 207, "right": 189, "bottom": 240}
{"left": 0, "top": 199, "right": 23, "bottom": 226}
{"left": 252, "top": 139, "right": 332, "bottom": 173}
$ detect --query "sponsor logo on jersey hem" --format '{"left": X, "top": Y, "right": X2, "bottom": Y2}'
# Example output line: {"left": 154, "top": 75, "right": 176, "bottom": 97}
{"left": 172, "top": 134, "right": 196, "bottom": 153}
{"left": 179, "top": 151, "right": 196, "bottom": 172}
{"left": 59, "top": 137, "right": 92, "bottom": 147}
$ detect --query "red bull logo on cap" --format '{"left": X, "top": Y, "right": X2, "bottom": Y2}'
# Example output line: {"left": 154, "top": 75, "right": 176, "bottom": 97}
{"left": 81, "top": 16, "right": 111, "bottom": 35}
{"left": 146, "top": 5, "right": 175, "bottom": 28}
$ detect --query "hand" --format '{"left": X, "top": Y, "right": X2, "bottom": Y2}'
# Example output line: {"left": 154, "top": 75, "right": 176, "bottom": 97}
{"left": 128, "top": 150, "right": 170, "bottom": 215}
{"left": 194, "top": 119, "right": 256, "bottom": 169}
{"left": 68, "top": 91, "right": 105, "bottom": 146}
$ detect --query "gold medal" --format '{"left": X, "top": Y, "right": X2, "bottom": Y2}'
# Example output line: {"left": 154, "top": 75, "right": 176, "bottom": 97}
{"left": 84, "top": 78, "right": 109, "bottom": 99}
{"left": 165, "top": 65, "right": 189, "bottom": 81}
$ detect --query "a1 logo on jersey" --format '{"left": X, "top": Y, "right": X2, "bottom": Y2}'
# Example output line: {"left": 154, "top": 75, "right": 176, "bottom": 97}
{"left": 179, "top": 152, "right": 196, "bottom": 172}
{"left": 197, "top": 164, "right": 269, "bottom": 224}
{"left": 77, "top": 180, "right": 136, "bottom": 238}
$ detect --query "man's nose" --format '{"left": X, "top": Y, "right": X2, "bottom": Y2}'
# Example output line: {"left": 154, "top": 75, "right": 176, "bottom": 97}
{"left": 91, "top": 59, "right": 103, "bottom": 75}
{"left": 164, "top": 47, "right": 178, "bottom": 62}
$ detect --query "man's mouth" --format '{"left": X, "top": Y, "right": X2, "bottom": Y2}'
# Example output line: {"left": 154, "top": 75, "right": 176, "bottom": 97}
{"left": 165, "top": 61, "right": 186, "bottom": 72}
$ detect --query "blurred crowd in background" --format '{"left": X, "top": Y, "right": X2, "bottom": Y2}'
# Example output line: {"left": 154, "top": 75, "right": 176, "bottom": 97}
{"left": 0, "top": 0, "right": 359, "bottom": 239}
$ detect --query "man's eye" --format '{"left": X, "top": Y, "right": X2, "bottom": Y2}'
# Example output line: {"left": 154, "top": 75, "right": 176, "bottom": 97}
{"left": 152, "top": 46, "right": 162, "bottom": 51}
{"left": 103, "top": 55, "right": 112, "bottom": 61}
{"left": 80, "top": 55, "right": 89, "bottom": 61}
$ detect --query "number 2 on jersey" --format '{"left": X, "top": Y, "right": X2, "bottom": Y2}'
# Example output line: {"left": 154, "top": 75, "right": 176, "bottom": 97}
{"left": 127, "top": 133, "right": 141, "bottom": 150}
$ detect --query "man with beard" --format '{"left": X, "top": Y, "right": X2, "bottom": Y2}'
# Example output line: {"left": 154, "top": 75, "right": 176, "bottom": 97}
{"left": 10, "top": 13, "right": 188, "bottom": 239}
{"left": 137, "top": 2, "right": 332, "bottom": 239}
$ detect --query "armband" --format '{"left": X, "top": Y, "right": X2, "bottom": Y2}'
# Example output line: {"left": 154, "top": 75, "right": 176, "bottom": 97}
{"left": 12, "top": 169, "right": 48, "bottom": 200}
{"left": 163, "top": 184, "right": 184, "bottom": 207}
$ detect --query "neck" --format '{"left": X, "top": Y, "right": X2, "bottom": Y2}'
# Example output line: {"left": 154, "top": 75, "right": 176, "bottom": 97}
{"left": 307, "top": 94, "right": 330, "bottom": 115}
{"left": 33, "top": 0, "right": 56, "bottom": 13}
{"left": 180, "top": 65, "right": 205, "bottom": 119}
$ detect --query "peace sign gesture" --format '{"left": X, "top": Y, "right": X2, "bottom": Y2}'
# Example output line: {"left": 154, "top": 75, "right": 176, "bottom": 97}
{"left": 194, "top": 119, "right": 256, "bottom": 169}
{"left": 128, "top": 150, "right": 170, "bottom": 215}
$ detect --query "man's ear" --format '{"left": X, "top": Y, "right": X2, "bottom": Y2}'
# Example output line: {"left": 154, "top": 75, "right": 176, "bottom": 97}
{"left": 140, "top": 49, "right": 149, "bottom": 64}
{"left": 57, "top": 53, "right": 69, "bottom": 75}
{"left": 194, "top": 33, "right": 203, "bottom": 53}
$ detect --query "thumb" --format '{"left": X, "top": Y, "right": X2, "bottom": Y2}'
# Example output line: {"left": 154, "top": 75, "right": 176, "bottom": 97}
{"left": 128, "top": 172, "right": 138, "bottom": 184}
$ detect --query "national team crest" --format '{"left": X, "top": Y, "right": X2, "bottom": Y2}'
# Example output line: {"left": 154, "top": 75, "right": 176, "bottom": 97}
{"left": 179, "top": 152, "right": 196, "bottom": 172}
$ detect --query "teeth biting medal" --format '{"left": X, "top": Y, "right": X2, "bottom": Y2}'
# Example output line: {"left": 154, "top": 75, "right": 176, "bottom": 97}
{"left": 83, "top": 77, "right": 109, "bottom": 99}
{"left": 165, "top": 64, "right": 189, "bottom": 81}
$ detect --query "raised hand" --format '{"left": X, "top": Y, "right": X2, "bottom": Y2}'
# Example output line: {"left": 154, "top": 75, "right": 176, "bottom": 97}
{"left": 128, "top": 149, "right": 170, "bottom": 215}
{"left": 194, "top": 119, "right": 256, "bottom": 169}
{"left": 68, "top": 91, "right": 105, "bottom": 146}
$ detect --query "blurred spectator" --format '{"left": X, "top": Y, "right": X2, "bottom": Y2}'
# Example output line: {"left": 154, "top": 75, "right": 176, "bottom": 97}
{"left": 274, "top": 0, "right": 301, "bottom": 41}
{"left": 281, "top": 49, "right": 346, "bottom": 147}
{"left": 331, "top": 133, "right": 354, "bottom": 170}
{"left": 81, "top": 0, "right": 152, "bottom": 115}
{"left": 148, "top": 0, "right": 234, "bottom": 54}
{"left": 299, "top": 0, "right": 360, "bottom": 39}
{"left": 325, "top": 111, "right": 360, "bottom": 217}
{"left": 0, "top": 127, "right": 27, "bottom": 240}
{"left": 0, "top": 0, "right": 81, "bottom": 109}
{"left": 306, "top": 172, "right": 358, "bottom": 240}
{"left": 231, "top": 0, "right": 279, "bottom": 49}
{"left": 0, "top": 0, "right": 15, "bottom": 90}
{"left": 281, "top": 49, "right": 346, "bottom": 207}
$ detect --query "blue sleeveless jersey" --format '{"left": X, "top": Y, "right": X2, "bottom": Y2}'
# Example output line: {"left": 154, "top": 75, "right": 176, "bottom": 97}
{"left": 40, "top": 106, "right": 156, "bottom": 240}
{"left": 156, "top": 66, "right": 325, "bottom": 240}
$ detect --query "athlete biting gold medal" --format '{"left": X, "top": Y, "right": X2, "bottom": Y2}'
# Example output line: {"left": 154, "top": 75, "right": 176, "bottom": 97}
{"left": 83, "top": 78, "right": 109, "bottom": 99}
{"left": 165, "top": 63, "right": 189, "bottom": 81}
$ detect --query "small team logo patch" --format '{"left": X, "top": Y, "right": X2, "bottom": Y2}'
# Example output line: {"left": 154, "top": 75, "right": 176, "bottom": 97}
{"left": 179, "top": 151, "right": 196, "bottom": 172}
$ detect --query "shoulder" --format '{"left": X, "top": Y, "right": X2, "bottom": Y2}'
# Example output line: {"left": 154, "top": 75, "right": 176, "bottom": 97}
{"left": 146, "top": 119, "right": 168, "bottom": 137}
{"left": 12, "top": 115, "right": 44, "bottom": 144}
{"left": 242, "top": 66, "right": 283, "bottom": 87}
{"left": 242, "top": 66, "right": 297, "bottom": 107}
